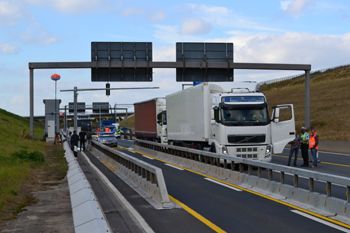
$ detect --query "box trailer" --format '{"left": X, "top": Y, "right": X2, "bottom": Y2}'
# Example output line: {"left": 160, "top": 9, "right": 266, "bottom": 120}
{"left": 134, "top": 98, "right": 167, "bottom": 143}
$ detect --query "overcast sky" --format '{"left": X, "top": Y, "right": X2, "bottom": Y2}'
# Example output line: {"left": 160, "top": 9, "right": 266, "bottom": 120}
{"left": 1, "top": 0, "right": 349, "bottom": 116}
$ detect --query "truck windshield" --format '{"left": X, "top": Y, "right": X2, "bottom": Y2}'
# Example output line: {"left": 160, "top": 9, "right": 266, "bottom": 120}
{"left": 220, "top": 104, "right": 269, "bottom": 126}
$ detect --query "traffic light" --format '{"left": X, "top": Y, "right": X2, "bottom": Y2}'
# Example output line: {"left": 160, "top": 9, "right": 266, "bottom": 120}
{"left": 106, "top": 83, "right": 110, "bottom": 96}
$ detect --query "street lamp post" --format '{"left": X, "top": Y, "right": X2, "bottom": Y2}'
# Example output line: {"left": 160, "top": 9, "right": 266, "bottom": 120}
{"left": 51, "top": 74, "right": 60, "bottom": 138}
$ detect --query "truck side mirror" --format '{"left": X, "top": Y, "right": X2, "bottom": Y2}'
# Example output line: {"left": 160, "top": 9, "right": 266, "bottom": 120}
{"left": 273, "top": 108, "right": 280, "bottom": 123}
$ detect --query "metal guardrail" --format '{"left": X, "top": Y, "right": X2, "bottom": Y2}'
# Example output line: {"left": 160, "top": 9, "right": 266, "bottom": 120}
{"left": 135, "top": 140, "right": 350, "bottom": 202}
{"left": 259, "top": 63, "right": 350, "bottom": 85}
{"left": 91, "top": 140, "right": 172, "bottom": 208}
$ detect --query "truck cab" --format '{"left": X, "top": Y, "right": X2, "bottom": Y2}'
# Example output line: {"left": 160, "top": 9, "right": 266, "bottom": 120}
{"left": 209, "top": 82, "right": 295, "bottom": 162}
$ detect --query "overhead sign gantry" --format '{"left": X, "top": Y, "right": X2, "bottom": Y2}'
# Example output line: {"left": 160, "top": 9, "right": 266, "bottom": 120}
{"left": 28, "top": 42, "right": 311, "bottom": 138}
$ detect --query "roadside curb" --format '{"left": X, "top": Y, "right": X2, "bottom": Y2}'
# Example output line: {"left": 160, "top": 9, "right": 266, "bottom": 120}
{"left": 63, "top": 142, "right": 112, "bottom": 233}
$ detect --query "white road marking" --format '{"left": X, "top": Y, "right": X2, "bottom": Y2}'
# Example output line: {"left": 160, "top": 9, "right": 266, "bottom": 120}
{"left": 204, "top": 178, "right": 242, "bottom": 192}
{"left": 165, "top": 164, "right": 184, "bottom": 170}
{"left": 291, "top": 210, "right": 350, "bottom": 232}
{"left": 142, "top": 155, "right": 154, "bottom": 160}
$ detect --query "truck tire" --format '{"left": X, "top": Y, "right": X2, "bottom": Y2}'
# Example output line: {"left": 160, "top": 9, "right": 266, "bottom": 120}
{"left": 210, "top": 143, "right": 216, "bottom": 153}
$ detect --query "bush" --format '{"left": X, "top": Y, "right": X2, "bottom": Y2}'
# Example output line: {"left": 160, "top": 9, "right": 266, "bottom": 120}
{"left": 11, "top": 150, "right": 45, "bottom": 163}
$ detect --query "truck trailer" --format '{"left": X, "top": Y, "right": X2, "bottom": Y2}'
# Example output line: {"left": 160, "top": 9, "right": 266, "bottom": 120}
{"left": 134, "top": 98, "right": 167, "bottom": 143}
{"left": 166, "top": 82, "right": 295, "bottom": 162}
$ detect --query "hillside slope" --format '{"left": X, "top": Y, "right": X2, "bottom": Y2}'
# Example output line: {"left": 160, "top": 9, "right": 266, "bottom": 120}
{"left": 261, "top": 65, "right": 350, "bottom": 140}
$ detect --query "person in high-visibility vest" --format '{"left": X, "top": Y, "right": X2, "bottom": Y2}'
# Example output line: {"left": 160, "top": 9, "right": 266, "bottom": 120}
{"left": 300, "top": 127, "right": 310, "bottom": 167}
{"left": 309, "top": 127, "right": 319, "bottom": 168}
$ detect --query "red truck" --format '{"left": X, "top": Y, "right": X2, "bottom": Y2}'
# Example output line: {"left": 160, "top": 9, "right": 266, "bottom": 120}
{"left": 134, "top": 98, "right": 167, "bottom": 143}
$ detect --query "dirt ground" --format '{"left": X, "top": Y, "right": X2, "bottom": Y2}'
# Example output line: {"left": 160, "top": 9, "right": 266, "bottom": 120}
{"left": 0, "top": 143, "right": 74, "bottom": 232}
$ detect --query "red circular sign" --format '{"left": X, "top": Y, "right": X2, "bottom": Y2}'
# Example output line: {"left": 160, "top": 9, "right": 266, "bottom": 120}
{"left": 51, "top": 74, "right": 61, "bottom": 81}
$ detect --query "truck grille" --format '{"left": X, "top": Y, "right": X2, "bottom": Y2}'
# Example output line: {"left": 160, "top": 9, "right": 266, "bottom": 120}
{"left": 237, "top": 154, "right": 258, "bottom": 159}
{"left": 228, "top": 135, "right": 265, "bottom": 143}
{"left": 236, "top": 147, "right": 258, "bottom": 159}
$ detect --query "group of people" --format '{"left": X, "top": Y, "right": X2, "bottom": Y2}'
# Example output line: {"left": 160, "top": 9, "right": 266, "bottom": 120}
{"left": 67, "top": 129, "right": 93, "bottom": 158}
{"left": 287, "top": 126, "right": 319, "bottom": 168}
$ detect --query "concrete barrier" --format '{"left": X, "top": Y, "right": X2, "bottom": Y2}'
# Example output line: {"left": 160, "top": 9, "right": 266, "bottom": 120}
{"left": 63, "top": 142, "right": 111, "bottom": 233}
{"left": 91, "top": 141, "right": 174, "bottom": 209}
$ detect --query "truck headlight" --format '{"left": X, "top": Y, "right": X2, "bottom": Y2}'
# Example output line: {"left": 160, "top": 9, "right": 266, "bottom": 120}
{"left": 222, "top": 146, "right": 228, "bottom": 155}
{"left": 265, "top": 144, "right": 272, "bottom": 158}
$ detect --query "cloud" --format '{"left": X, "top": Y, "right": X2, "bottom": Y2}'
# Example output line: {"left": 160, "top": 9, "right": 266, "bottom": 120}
{"left": 342, "top": 14, "right": 350, "bottom": 19}
{"left": 150, "top": 10, "right": 165, "bottom": 22}
{"left": 19, "top": 23, "right": 60, "bottom": 45}
{"left": 31, "top": 0, "right": 106, "bottom": 14}
{"left": 281, "top": 0, "right": 314, "bottom": 16}
{"left": 0, "top": 40, "right": 19, "bottom": 54}
{"left": 180, "top": 18, "right": 212, "bottom": 35}
{"left": 209, "top": 32, "right": 350, "bottom": 73}
{"left": 180, "top": 4, "right": 282, "bottom": 32}
{"left": 120, "top": 7, "right": 145, "bottom": 17}
{"left": 0, "top": 0, "right": 32, "bottom": 26}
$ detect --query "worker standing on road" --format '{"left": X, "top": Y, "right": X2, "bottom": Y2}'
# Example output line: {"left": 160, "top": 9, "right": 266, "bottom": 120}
{"left": 300, "top": 127, "right": 310, "bottom": 167}
{"left": 117, "top": 126, "right": 121, "bottom": 137}
{"left": 287, "top": 130, "right": 300, "bottom": 166}
{"left": 309, "top": 127, "right": 319, "bottom": 168}
{"left": 79, "top": 129, "right": 86, "bottom": 152}
{"left": 86, "top": 128, "right": 92, "bottom": 151}
{"left": 71, "top": 130, "right": 79, "bottom": 158}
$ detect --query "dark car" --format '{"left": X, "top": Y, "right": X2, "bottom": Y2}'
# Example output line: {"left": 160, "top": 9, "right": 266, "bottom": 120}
{"left": 93, "top": 132, "right": 118, "bottom": 147}
{"left": 120, "top": 127, "right": 129, "bottom": 134}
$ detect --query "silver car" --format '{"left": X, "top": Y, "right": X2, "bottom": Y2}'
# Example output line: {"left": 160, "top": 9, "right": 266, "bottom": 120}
{"left": 94, "top": 132, "right": 118, "bottom": 147}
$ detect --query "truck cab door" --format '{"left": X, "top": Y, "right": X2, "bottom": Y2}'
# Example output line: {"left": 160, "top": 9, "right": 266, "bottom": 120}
{"left": 271, "top": 104, "right": 295, "bottom": 154}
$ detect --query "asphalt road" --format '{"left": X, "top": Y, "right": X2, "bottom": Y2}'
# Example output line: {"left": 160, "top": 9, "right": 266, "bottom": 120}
{"left": 114, "top": 139, "right": 350, "bottom": 232}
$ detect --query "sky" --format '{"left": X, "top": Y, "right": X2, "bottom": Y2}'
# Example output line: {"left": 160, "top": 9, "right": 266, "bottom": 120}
{"left": 0, "top": 0, "right": 350, "bottom": 116}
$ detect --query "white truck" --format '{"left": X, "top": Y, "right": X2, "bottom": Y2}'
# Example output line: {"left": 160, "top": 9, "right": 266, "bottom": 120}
{"left": 166, "top": 82, "right": 295, "bottom": 162}
{"left": 134, "top": 98, "right": 167, "bottom": 143}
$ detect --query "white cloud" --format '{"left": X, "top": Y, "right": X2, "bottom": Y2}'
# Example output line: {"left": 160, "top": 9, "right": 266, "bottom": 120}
{"left": 180, "top": 18, "right": 211, "bottom": 35}
{"left": 282, "top": 0, "right": 314, "bottom": 16}
{"left": 120, "top": 7, "right": 145, "bottom": 17}
{"left": 209, "top": 32, "right": 350, "bottom": 77}
{"left": 32, "top": 0, "right": 106, "bottom": 14}
{"left": 0, "top": 40, "right": 19, "bottom": 54}
{"left": 20, "top": 23, "right": 60, "bottom": 45}
{"left": 280, "top": 1, "right": 292, "bottom": 11}
{"left": 180, "top": 4, "right": 282, "bottom": 32}
{"left": 150, "top": 10, "right": 165, "bottom": 22}
{"left": 0, "top": 0, "right": 32, "bottom": 26}
{"left": 11, "top": 96, "right": 25, "bottom": 104}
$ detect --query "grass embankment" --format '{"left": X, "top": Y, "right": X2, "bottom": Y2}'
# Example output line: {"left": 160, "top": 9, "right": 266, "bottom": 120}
{"left": 119, "top": 115, "right": 135, "bottom": 131}
{"left": 0, "top": 109, "right": 68, "bottom": 224}
{"left": 261, "top": 65, "right": 350, "bottom": 140}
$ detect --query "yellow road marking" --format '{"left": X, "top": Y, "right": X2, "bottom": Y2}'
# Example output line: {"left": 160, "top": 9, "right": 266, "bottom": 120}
{"left": 273, "top": 154, "right": 350, "bottom": 168}
{"left": 119, "top": 145, "right": 350, "bottom": 229}
{"left": 169, "top": 195, "right": 226, "bottom": 233}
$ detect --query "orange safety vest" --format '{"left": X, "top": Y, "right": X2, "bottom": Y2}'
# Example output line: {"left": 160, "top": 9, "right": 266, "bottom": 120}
{"left": 309, "top": 132, "right": 318, "bottom": 149}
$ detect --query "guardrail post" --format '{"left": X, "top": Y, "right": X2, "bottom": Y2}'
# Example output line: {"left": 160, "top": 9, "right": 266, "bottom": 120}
{"left": 347, "top": 186, "right": 350, "bottom": 203}
{"left": 268, "top": 169, "right": 273, "bottom": 181}
{"left": 326, "top": 182, "right": 332, "bottom": 197}
{"left": 248, "top": 165, "right": 252, "bottom": 175}
{"left": 258, "top": 167, "right": 261, "bottom": 178}
{"left": 239, "top": 164, "right": 243, "bottom": 173}
{"left": 309, "top": 178, "right": 314, "bottom": 192}
{"left": 223, "top": 159, "right": 227, "bottom": 169}
{"left": 294, "top": 174, "right": 299, "bottom": 188}
{"left": 280, "top": 172, "right": 285, "bottom": 184}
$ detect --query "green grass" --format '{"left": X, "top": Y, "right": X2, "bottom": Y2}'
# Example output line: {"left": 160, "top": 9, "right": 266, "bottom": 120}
{"left": 119, "top": 115, "right": 135, "bottom": 131}
{"left": 0, "top": 108, "right": 67, "bottom": 220}
{"left": 261, "top": 65, "right": 350, "bottom": 140}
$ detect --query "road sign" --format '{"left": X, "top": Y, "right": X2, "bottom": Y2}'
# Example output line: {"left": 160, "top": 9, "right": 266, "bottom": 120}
{"left": 91, "top": 42, "right": 152, "bottom": 82}
{"left": 69, "top": 102, "right": 85, "bottom": 113}
{"left": 93, "top": 102, "right": 109, "bottom": 114}
{"left": 176, "top": 42, "right": 234, "bottom": 82}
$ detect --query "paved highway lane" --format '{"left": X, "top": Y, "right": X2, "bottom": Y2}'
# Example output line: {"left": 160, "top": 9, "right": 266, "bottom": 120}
{"left": 115, "top": 140, "right": 350, "bottom": 232}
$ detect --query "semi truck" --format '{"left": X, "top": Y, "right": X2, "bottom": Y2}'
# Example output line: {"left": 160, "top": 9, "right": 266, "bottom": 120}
{"left": 134, "top": 98, "right": 167, "bottom": 143}
{"left": 166, "top": 82, "right": 295, "bottom": 162}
